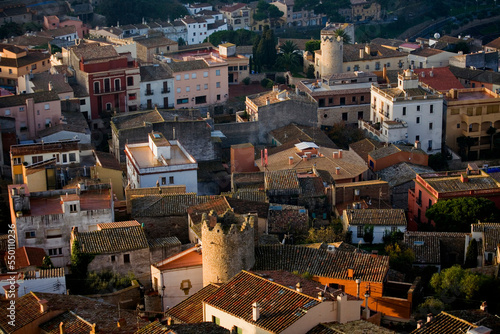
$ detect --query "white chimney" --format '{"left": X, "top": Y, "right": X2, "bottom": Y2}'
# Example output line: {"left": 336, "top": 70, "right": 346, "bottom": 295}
{"left": 252, "top": 302, "right": 260, "bottom": 321}
{"left": 296, "top": 282, "right": 302, "bottom": 293}
{"left": 318, "top": 291, "right": 326, "bottom": 302}
{"left": 266, "top": 97, "right": 270, "bottom": 106}
{"left": 427, "top": 313, "right": 433, "bottom": 323}
{"left": 417, "top": 320, "right": 424, "bottom": 329}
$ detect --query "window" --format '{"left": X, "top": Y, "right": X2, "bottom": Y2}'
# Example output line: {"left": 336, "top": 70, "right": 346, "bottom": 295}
{"left": 457, "top": 123, "right": 460, "bottom": 129}
{"left": 32, "top": 155, "right": 43, "bottom": 164}
{"left": 5, "top": 109, "right": 10, "bottom": 116}
{"left": 196, "top": 85, "right": 200, "bottom": 91}
{"left": 347, "top": 66, "right": 351, "bottom": 71}
{"left": 94, "top": 82, "right": 100, "bottom": 93}
{"left": 111, "top": 255, "right": 116, "bottom": 262}
{"left": 114, "top": 78, "right": 121, "bottom": 90}
{"left": 69, "top": 153, "right": 76, "bottom": 162}
{"left": 391, "top": 226, "right": 398, "bottom": 233}
{"left": 37, "top": 110, "right": 40, "bottom": 115}
{"left": 203, "top": 71, "right": 208, "bottom": 77}
{"left": 342, "top": 112, "right": 348, "bottom": 121}
{"left": 357, "top": 225, "right": 364, "bottom": 238}
{"left": 417, "top": 105, "right": 420, "bottom": 111}
{"left": 184, "top": 74, "right": 189, "bottom": 80}
{"left": 216, "top": 70, "right": 220, "bottom": 76}
{"left": 80, "top": 99, "right": 86, "bottom": 105}
{"left": 48, "top": 248, "right": 62, "bottom": 256}
{"left": 402, "top": 107, "right": 406, "bottom": 116}
{"left": 177, "top": 98, "right": 189, "bottom": 104}
{"left": 25, "top": 231, "right": 36, "bottom": 239}
{"left": 204, "top": 84, "right": 208, "bottom": 90}
{"left": 186, "top": 86, "right": 190, "bottom": 92}
{"left": 352, "top": 96, "right": 356, "bottom": 102}
{"left": 127, "top": 77, "right": 134, "bottom": 86}
{"left": 340, "top": 97, "right": 345, "bottom": 105}
{"left": 31, "top": 64, "right": 37, "bottom": 70}
{"left": 366, "top": 65, "right": 369, "bottom": 69}
{"left": 234, "top": 326, "right": 243, "bottom": 334}
{"left": 13, "top": 157, "right": 21, "bottom": 165}
{"left": 124, "top": 254, "right": 130, "bottom": 263}
{"left": 176, "top": 75, "right": 181, "bottom": 81}
{"left": 429, "top": 123, "right": 433, "bottom": 130}
{"left": 216, "top": 82, "right": 221, "bottom": 88}
{"left": 177, "top": 88, "right": 181, "bottom": 93}
{"left": 358, "top": 111, "right": 363, "bottom": 119}
{"left": 62, "top": 154, "right": 68, "bottom": 163}
{"left": 192, "top": 73, "right": 197, "bottom": 79}
{"left": 428, "top": 140, "right": 433, "bottom": 151}
{"left": 70, "top": 204, "right": 77, "bottom": 212}
{"left": 128, "top": 93, "right": 137, "bottom": 100}
{"left": 216, "top": 94, "right": 220, "bottom": 101}
{"left": 44, "top": 104, "right": 50, "bottom": 110}
{"left": 430, "top": 105, "right": 434, "bottom": 113}
{"left": 212, "top": 316, "right": 220, "bottom": 325}
{"left": 8, "top": 69, "right": 12, "bottom": 74}
{"left": 46, "top": 229, "right": 62, "bottom": 239}
{"left": 19, "top": 107, "right": 24, "bottom": 111}
{"left": 416, "top": 117, "right": 420, "bottom": 124}
{"left": 169, "top": 176, "right": 174, "bottom": 184}
{"left": 161, "top": 177, "right": 166, "bottom": 185}
{"left": 416, "top": 135, "right": 420, "bottom": 141}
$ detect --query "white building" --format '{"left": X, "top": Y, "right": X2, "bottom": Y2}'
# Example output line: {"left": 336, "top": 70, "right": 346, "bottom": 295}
{"left": 342, "top": 208, "right": 407, "bottom": 244}
{"left": 140, "top": 64, "right": 175, "bottom": 109}
{"left": 361, "top": 69, "right": 444, "bottom": 153}
{"left": 0, "top": 268, "right": 66, "bottom": 297}
{"left": 408, "top": 48, "right": 456, "bottom": 69}
{"left": 125, "top": 132, "right": 198, "bottom": 192}
{"left": 150, "top": 246, "right": 203, "bottom": 311}
{"left": 185, "top": 3, "right": 213, "bottom": 15}
{"left": 182, "top": 17, "right": 209, "bottom": 45}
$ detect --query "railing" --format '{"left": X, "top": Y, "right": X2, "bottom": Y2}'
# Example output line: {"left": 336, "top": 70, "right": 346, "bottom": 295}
{"left": 145, "top": 90, "right": 154, "bottom": 96}
{"left": 161, "top": 88, "right": 170, "bottom": 94}
{"left": 94, "top": 87, "right": 125, "bottom": 94}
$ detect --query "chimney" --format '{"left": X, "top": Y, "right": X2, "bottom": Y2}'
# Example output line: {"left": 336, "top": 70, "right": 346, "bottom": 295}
{"left": 414, "top": 140, "right": 421, "bottom": 149}
{"left": 288, "top": 156, "right": 294, "bottom": 165}
{"left": 336, "top": 167, "right": 341, "bottom": 175}
{"left": 427, "top": 313, "right": 434, "bottom": 323}
{"left": 39, "top": 299, "right": 49, "bottom": 313}
{"left": 383, "top": 64, "right": 387, "bottom": 81}
{"left": 354, "top": 189, "right": 360, "bottom": 201}
{"left": 117, "top": 318, "right": 126, "bottom": 328}
{"left": 303, "top": 155, "right": 308, "bottom": 161}
{"left": 364, "top": 44, "right": 371, "bottom": 56}
{"left": 296, "top": 282, "right": 302, "bottom": 293}
{"left": 338, "top": 149, "right": 343, "bottom": 158}
{"left": 273, "top": 84, "right": 279, "bottom": 92}
{"left": 266, "top": 97, "right": 270, "bottom": 106}
{"left": 363, "top": 292, "right": 370, "bottom": 319}
{"left": 318, "top": 291, "right": 326, "bottom": 302}
{"left": 430, "top": 70, "right": 434, "bottom": 77}
{"left": 167, "top": 317, "right": 172, "bottom": 325}
{"left": 355, "top": 278, "right": 361, "bottom": 299}
{"left": 461, "top": 173, "right": 469, "bottom": 183}
{"left": 347, "top": 268, "right": 354, "bottom": 278}
{"left": 359, "top": 47, "right": 365, "bottom": 59}
{"left": 481, "top": 301, "right": 488, "bottom": 312}
{"left": 59, "top": 322, "right": 65, "bottom": 334}
{"left": 252, "top": 302, "right": 260, "bottom": 321}
{"left": 333, "top": 151, "right": 339, "bottom": 159}
{"left": 417, "top": 320, "right": 424, "bottom": 329}
{"left": 90, "top": 324, "right": 97, "bottom": 334}
{"left": 48, "top": 81, "right": 53, "bottom": 91}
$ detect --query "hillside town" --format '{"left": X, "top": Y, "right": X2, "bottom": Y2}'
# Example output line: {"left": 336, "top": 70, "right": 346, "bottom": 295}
{"left": 0, "top": 0, "right": 500, "bottom": 333}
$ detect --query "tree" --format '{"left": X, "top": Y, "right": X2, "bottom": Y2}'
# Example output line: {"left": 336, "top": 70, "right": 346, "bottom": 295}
{"left": 333, "top": 29, "right": 351, "bottom": 44}
{"left": 464, "top": 239, "right": 478, "bottom": 268}
{"left": 177, "top": 37, "right": 186, "bottom": 46}
{"left": 487, "top": 126, "right": 497, "bottom": 151}
{"left": 430, "top": 265, "right": 489, "bottom": 303}
{"left": 254, "top": 26, "right": 277, "bottom": 69}
{"left": 306, "top": 64, "right": 316, "bottom": 78}
{"left": 385, "top": 243, "right": 415, "bottom": 273}
{"left": 456, "top": 135, "right": 475, "bottom": 160}
{"left": 326, "top": 122, "right": 366, "bottom": 149}
{"left": 278, "top": 52, "right": 300, "bottom": 71}
{"left": 70, "top": 240, "right": 95, "bottom": 278}
{"left": 205, "top": 29, "right": 258, "bottom": 46}
{"left": 425, "top": 197, "right": 500, "bottom": 232}
{"left": 363, "top": 224, "right": 374, "bottom": 244}
{"left": 253, "top": 0, "right": 284, "bottom": 27}
{"left": 279, "top": 40, "right": 299, "bottom": 54}
{"left": 0, "top": 22, "right": 22, "bottom": 39}
{"left": 306, "top": 224, "right": 345, "bottom": 243}
{"left": 428, "top": 153, "right": 449, "bottom": 171}
{"left": 305, "top": 40, "right": 321, "bottom": 54}
{"left": 41, "top": 256, "right": 54, "bottom": 269}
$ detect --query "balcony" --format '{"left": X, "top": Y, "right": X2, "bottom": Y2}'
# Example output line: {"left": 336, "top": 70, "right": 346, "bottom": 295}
{"left": 161, "top": 88, "right": 170, "bottom": 94}
{"left": 94, "top": 87, "right": 125, "bottom": 95}
{"left": 145, "top": 90, "right": 154, "bottom": 96}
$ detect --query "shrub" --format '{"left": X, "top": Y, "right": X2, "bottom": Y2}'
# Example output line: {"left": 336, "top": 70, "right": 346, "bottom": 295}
{"left": 242, "top": 77, "right": 251, "bottom": 85}
{"left": 275, "top": 75, "right": 286, "bottom": 84}
{"left": 261, "top": 78, "right": 272, "bottom": 87}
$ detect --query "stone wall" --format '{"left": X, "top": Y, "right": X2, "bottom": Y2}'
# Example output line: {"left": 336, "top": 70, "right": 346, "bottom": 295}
{"left": 135, "top": 216, "right": 190, "bottom": 244}
{"left": 86, "top": 279, "right": 141, "bottom": 310}
{"left": 214, "top": 121, "right": 261, "bottom": 148}
{"left": 318, "top": 104, "right": 370, "bottom": 126}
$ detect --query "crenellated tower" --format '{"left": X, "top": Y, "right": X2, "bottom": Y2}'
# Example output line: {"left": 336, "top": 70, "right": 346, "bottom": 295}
{"left": 320, "top": 24, "right": 344, "bottom": 78}
{"left": 201, "top": 210, "right": 255, "bottom": 286}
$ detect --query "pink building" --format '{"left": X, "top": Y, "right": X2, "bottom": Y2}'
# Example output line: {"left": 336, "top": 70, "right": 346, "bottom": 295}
{"left": 43, "top": 15, "right": 88, "bottom": 39}
{"left": 167, "top": 57, "right": 228, "bottom": 109}
{"left": 0, "top": 90, "right": 61, "bottom": 140}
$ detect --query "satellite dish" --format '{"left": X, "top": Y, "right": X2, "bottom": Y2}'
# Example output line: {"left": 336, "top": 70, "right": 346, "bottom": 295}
{"left": 434, "top": 33, "right": 441, "bottom": 39}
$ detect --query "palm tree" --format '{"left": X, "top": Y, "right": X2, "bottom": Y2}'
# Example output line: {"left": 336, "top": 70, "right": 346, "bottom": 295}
{"left": 333, "top": 29, "right": 351, "bottom": 44}
{"left": 457, "top": 135, "right": 475, "bottom": 160}
{"left": 279, "top": 52, "right": 300, "bottom": 71}
{"left": 279, "top": 40, "right": 299, "bottom": 54}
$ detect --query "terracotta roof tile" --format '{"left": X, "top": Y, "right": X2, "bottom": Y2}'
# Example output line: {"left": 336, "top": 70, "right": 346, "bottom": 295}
{"left": 268, "top": 204, "right": 308, "bottom": 234}
{"left": 187, "top": 197, "right": 232, "bottom": 225}
{"left": 404, "top": 231, "right": 468, "bottom": 264}
{"left": 421, "top": 172, "right": 500, "bottom": 193}
{"left": 7, "top": 247, "right": 46, "bottom": 270}
{"left": 308, "top": 320, "right": 395, "bottom": 333}
{"left": 471, "top": 223, "right": 500, "bottom": 252}
{"left": 264, "top": 169, "right": 300, "bottom": 195}
{"left": 410, "top": 310, "right": 500, "bottom": 334}
{"left": 166, "top": 283, "right": 220, "bottom": 323}
{"left": 74, "top": 226, "right": 149, "bottom": 254}
{"left": 413, "top": 67, "right": 464, "bottom": 92}
{"left": 94, "top": 151, "right": 121, "bottom": 170}
{"left": 269, "top": 123, "right": 337, "bottom": 149}
{"left": 10, "top": 140, "right": 80, "bottom": 156}
{"left": 342, "top": 44, "right": 406, "bottom": 62}
{"left": 0, "top": 292, "right": 47, "bottom": 332}
{"left": 344, "top": 209, "right": 407, "bottom": 226}
{"left": 226, "top": 197, "right": 269, "bottom": 217}
{"left": 203, "top": 271, "right": 321, "bottom": 333}
{"left": 0, "top": 90, "right": 60, "bottom": 108}
{"left": 349, "top": 138, "right": 384, "bottom": 162}
{"left": 486, "top": 36, "right": 500, "bottom": 49}
{"left": 131, "top": 194, "right": 220, "bottom": 217}
{"left": 247, "top": 90, "right": 310, "bottom": 108}
{"left": 223, "top": 190, "right": 268, "bottom": 203}
{"left": 254, "top": 245, "right": 389, "bottom": 283}
{"left": 39, "top": 310, "right": 92, "bottom": 334}
{"left": 97, "top": 220, "right": 140, "bottom": 229}
{"left": 377, "top": 162, "right": 434, "bottom": 187}
{"left": 148, "top": 236, "right": 181, "bottom": 249}
{"left": 24, "top": 268, "right": 65, "bottom": 279}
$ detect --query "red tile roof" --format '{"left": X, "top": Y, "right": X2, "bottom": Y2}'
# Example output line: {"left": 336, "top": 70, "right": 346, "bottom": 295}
{"left": 413, "top": 67, "right": 464, "bottom": 92}
{"left": 39, "top": 311, "right": 92, "bottom": 334}
{"left": 187, "top": 197, "right": 232, "bottom": 225}
{"left": 7, "top": 247, "right": 46, "bottom": 270}
{"left": 166, "top": 283, "right": 220, "bottom": 323}
{"left": 255, "top": 245, "right": 389, "bottom": 283}
{"left": 0, "top": 292, "right": 47, "bottom": 333}
{"left": 204, "top": 271, "right": 321, "bottom": 333}
{"left": 156, "top": 247, "right": 202, "bottom": 270}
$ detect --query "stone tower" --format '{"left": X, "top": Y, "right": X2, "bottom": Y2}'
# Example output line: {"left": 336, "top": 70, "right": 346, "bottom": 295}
{"left": 320, "top": 24, "right": 344, "bottom": 78}
{"left": 201, "top": 210, "right": 255, "bottom": 286}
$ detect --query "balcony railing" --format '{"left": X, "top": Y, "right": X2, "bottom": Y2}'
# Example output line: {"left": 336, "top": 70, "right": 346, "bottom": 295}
{"left": 94, "top": 87, "right": 125, "bottom": 95}
{"left": 161, "top": 88, "right": 170, "bottom": 94}
{"left": 145, "top": 90, "right": 154, "bottom": 96}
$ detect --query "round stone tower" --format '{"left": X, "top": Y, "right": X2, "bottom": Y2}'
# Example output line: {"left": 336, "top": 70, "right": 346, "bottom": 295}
{"left": 320, "top": 25, "right": 344, "bottom": 78}
{"left": 201, "top": 210, "right": 255, "bottom": 286}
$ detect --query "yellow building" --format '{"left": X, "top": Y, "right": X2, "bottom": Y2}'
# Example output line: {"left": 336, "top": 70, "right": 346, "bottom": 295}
{"left": 91, "top": 150, "right": 125, "bottom": 200}
{"left": 218, "top": 43, "right": 249, "bottom": 84}
{"left": 445, "top": 87, "right": 500, "bottom": 159}
{"left": 0, "top": 44, "right": 51, "bottom": 91}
